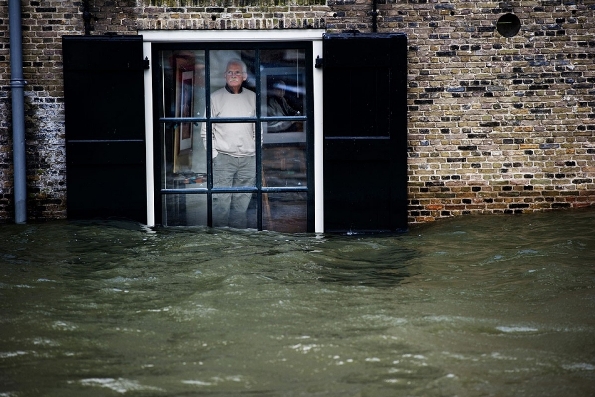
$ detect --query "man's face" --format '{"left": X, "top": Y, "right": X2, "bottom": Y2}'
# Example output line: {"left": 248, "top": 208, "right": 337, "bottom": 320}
{"left": 225, "top": 63, "right": 247, "bottom": 91}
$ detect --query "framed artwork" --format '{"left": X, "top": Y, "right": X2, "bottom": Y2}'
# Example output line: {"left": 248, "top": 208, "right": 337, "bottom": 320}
{"left": 180, "top": 71, "right": 194, "bottom": 151}
{"left": 176, "top": 69, "right": 194, "bottom": 153}
{"left": 173, "top": 58, "right": 194, "bottom": 173}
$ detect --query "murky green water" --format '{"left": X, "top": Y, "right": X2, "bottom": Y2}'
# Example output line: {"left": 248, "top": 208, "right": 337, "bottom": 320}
{"left": 1, "top": 209, "right": 594, "bottom": 396}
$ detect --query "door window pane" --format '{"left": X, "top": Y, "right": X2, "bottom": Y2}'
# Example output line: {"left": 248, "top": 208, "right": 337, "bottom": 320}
{"left": 263, "top": 192, "right": 307, "bottom": 233}
{"left": 212, "top": 192, "right": 257, "bottom": 229}
{"left": 160, "top": 123, "right": 208, "bottom": 189}
{"left": 157, "top": 45, "right": 310, "bottom": 231}
{"left": 263, "top": 144, "right": 307, "bottom": 188}
{"left": 260, "top": 49, "right": 308, "bottom": 190}
{"left": 161, "top": 192, "right": 207, "bottom": 227}
{"left": 261, "top": 49, "right": 306, "bottom": 140}
{"left": 159, "top": 50, "right": 206, "bottom": 119}
{"left": 160, "top": 50, "right": 207, "bottom": 180}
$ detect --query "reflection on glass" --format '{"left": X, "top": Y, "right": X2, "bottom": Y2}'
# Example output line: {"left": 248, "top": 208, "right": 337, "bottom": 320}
{"left": 260, "top": 49, "right": 308, "bottom": 194}
{"left": 158, "top": 47, "right": 309, "bottom": 231}
{"left": 212, "top": 154, "right": 256, "bottom": 229}
{"left": 160, "top": 123, "right": 207, "bottom": 190}
{"left": 161, "top": 192, "right": 207, "bottom": 227}
{"left": 266, "top": 79, "right": 300, "bottom": 132}
{"left": 262, "top": 145, "right": 306, "bottom": 188}
{"left": 263, "top": 192, "right": 307, "bottom": 233}
{"left": 160, "top": 50, "right": 207, "bottom": 179}
{"left": 261, "top": 49, "right": 306, "bottom": 149}
{"left": 202, "top": 52, "right": 256, "bottom": 164}
{"left": 160, "top": 123, "right": 173, "bottom": 189}
{"left": 213, "top": 192, "right": 257, "bottom": 229}
{"left": 160, "top": 50, "right": 206, "bottom": 119}
{"left": 204, "top": 52, "right": 257, "bottom": 230}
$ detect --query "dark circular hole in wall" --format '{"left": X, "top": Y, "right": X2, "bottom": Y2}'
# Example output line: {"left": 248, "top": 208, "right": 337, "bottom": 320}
{"left": 496, "top": 13, "right": 521, "bottom": 37}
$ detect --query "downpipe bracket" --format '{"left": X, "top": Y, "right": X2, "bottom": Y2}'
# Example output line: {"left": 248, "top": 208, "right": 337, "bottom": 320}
{"left": 10, "top": 78, "right": 27, "bottom": 89}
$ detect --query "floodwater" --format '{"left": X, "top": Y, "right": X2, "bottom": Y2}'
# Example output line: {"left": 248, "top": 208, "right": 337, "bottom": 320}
{"left": 1, "top": 209, "right": 594, "bottom": 397}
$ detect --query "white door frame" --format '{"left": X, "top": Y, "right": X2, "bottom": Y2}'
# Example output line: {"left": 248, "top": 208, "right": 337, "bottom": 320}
{"left": 140, "top": 30, "right": 325, "bottom": 232}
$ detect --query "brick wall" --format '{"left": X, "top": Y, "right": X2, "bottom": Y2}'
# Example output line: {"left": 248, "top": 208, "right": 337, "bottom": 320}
{"left": 332, "top": 0, "right": 595, "bottom": 222}
{"left": 0, "top": 1, "right": 12, "bottom": 220}
{"left": 397, "top": 0, "right": 595, "bottom": 223}
{"left": 0, "top": 0, "right": 80, "bottom": 220}
{"left": 0, "top": 0, "right": 593, "bottom": 224}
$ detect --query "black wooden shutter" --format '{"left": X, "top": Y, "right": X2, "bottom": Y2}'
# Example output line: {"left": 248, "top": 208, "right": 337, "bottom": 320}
{"left": 323, "top": 33, "right": 408, "bottom": 233}
{"left": 63, "top": 35, "right": 147, "bottom": 223}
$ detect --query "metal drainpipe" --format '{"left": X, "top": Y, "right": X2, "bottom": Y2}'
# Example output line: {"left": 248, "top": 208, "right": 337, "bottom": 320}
{"left": 8, "top": 0, "right": 27, "bottom": 223}
{"left": 372, "top": 0, "right": 378, "bottom": 33}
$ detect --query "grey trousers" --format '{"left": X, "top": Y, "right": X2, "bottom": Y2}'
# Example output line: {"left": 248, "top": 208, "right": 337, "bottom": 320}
{"left": 212, "top": 153, "right": 256, "bottom": 228}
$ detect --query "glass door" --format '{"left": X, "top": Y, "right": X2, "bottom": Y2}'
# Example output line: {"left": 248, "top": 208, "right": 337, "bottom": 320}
{"left": 154, "top": 43, "right": 314, "bottom": 232}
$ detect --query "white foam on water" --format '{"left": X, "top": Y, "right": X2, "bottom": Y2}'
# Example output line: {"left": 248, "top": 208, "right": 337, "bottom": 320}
{"left": 32, "top": 338, "right": 59, "bottom": 346}
{"left": 78, "top": 378, "right": 162, "bottom": 394}
{"left": 290, "top": 343, "right": 319, "bottom": 353}
{"left": 489, "top": 352, "right": 518, "bottom": 361}
{"left": 0, "top": 351, "right": 28, "bottom": 359}
{"left": 424, "top": 315, "right": 472, "bottom": 324}
{"left": 495, "top": 326, "right": 539, "bottom": 333}
{"left": 184, "top": 376, "right": 244, "bottom": 386}
{"left": 182, "top": 380, "right": 213, "bottom": 386}
{"left": 563, "top": 363, "right": 595, "bottom": 371}
{"left": 361, "top": 314, "right": 408, "bottom": 326}
{"left": 518, "top": 249, "right": 539, "bottom": 255}
{"left": 52, "top": 321, "right": 78, "bottom": 331}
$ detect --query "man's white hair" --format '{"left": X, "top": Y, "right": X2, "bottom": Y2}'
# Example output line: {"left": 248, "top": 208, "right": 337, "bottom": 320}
{"left": 226, "top": 58, "right": 247, "bottom": 73}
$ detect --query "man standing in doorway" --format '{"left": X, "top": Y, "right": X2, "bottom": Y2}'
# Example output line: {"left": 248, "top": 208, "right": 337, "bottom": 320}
{"left": 202, "top": 58, "right": 256, "bottom": 228}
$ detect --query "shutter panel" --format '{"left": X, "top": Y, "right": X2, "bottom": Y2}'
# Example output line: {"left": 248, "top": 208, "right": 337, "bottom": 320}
{"left": 323, "top": 33, "right": 408, "bottom": 232}
{"left": 63, "top": 35, "right": 147, "bottom": 223}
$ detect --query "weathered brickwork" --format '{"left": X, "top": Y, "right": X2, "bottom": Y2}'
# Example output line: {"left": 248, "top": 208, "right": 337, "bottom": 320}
{"left": 136, "top": 0, "right": 328, "bottom": 30}
{"left": 0, "top": 0, "right": 593, "bottom": 224}
{"left": 0, "top": 0, "right": 79, "bottom": 221}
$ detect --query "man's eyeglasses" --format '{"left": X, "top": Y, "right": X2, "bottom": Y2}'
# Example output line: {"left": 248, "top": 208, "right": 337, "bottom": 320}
{"left": 226, "top": 71, "right": 245, "bottom": 76}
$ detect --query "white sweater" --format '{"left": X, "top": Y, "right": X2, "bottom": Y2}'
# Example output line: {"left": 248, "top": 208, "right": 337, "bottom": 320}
{"left": 201, "top": 87, "right": 256, "bottom": 158}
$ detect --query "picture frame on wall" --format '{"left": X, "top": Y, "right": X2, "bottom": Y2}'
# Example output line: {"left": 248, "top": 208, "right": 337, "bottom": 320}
{"left": 173, "top": 58, "right": 194, "bottom": 173}
{"left": 176, "top": 69, "right": 194, "bottom": 153}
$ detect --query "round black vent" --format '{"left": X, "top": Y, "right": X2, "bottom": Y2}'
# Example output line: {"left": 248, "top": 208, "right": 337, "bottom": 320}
{"left": 496, "top": 13, "right": 521, "bottom": 37}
